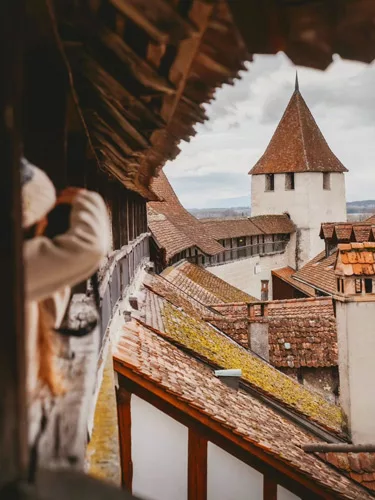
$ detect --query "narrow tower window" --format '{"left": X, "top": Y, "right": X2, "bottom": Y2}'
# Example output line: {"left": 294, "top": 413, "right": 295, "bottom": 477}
{"left": 285, "top": 172, "right": 295, "bottom": 190}
{"left": 365, "top": 279, "right": 373, "bottom": 294}
{"left": 323, "top": 173, "right": 331, "bottom": 190}
{"left": 265, "top": 174, "right": 274, "bottom": 191}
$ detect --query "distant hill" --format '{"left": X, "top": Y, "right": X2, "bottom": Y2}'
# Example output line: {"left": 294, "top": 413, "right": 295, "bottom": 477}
{"left": 188, "top": 200, "right": 375, "bottom": 221}
{"left": 347, "top": 200, "right": 375, "bottom": 214}
{"left": 187, "top": 196, "right": 250, "bottom": 210}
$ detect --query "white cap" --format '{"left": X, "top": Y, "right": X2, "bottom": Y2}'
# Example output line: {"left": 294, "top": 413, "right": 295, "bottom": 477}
{"left": 21, "top": 158, "right": 56, "bottom": 228}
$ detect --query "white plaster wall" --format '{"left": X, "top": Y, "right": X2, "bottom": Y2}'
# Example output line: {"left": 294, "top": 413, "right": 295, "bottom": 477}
{"left": 277, "top": 485, "right": 301, "bottom": 500}
{"left": 335, "top": 300, "right": 375, "bottom": 443}
{"left": 131, "top": 395, "right": 188, "bottom": 500}
{"left": 207, "top": 250, "right": 292, "bottom": 299}
{"left": 207, "top": 442, "right": 263, "bottom": 500}
{"left": 251, "top": 172, "right": 346, "bottom": 267}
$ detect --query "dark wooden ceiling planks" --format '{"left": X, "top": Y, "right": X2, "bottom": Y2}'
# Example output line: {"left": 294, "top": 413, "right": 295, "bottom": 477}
{"left": 48, "top": 0, "right": 375, "bottom": 199}
{"left": 49, "top": 0, "right": 248, "bottom": 199}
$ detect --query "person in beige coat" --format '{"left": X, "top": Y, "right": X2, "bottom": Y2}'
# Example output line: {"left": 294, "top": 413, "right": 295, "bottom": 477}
{"left": 22, "top": 159, "right": 110, "bottom": 413}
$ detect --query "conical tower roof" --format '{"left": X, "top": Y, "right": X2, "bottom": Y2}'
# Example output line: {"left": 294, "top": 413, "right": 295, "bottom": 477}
{"left": 249, "top": 76, "right": 347, "bottom": 175}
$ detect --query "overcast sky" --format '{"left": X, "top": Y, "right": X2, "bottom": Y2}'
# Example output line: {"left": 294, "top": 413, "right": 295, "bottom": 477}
{"left": 164, "top": 52, "right": 375, "bottom": 209}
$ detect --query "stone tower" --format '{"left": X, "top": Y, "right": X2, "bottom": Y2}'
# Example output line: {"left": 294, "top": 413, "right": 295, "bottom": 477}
{"left": 249, "top": 75, "right": 347, "bottom": 269}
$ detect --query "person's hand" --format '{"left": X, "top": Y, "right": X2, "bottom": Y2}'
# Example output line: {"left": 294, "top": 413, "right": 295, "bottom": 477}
{"left": 56, "top": 187, "right": 85, "bottom": 206}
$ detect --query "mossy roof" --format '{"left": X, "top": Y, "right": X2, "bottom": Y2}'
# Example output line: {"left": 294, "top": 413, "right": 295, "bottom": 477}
{"left": 142, "top": 290, "right": 343, "bottom": 434}
{"left": 163, "top": 260, "right": 256, "bottom": 304}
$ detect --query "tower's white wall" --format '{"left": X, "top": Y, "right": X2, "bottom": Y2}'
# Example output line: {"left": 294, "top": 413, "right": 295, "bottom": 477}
{"left": 335, "top": 300, "right": 375, "bottom": 443}
{"left": 251, "top": 172, "right": 346, "bottom": 267}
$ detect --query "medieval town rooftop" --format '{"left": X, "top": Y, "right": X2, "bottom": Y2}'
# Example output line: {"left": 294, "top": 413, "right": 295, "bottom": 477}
{"left": 5, "top": 2, "right": 375, "bottom": 500}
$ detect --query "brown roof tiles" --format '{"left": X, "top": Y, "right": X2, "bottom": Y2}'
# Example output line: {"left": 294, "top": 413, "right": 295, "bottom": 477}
{"left": 162, "top": 260, "right": 256, "bottom": 304}
{"left": 148, "top": 172, "right": 224, "bottom": 259}
{"left": 336, "top": 243, "right": 375, "bottom": 277}
{"left": 250, "top": 215, "right": 296, "bottom": 235}
{"left": 267, "top": 297, "right": 338, "bottom": 369}
{"left": 318, "top": 452, "right": 375, "bottom": 493}
{"left": 114, "top": 320, "right": 371, "bottom": 499}
{"left": 200, "top": 218, "right": 263, "bottom": 240}
{"left": 249, "top": 88, "right": 347, "bottom": 175}
{"left": 272, "top": 266, "right": 315, "bottom": 297}
{"left": 293, "top": 251, "right": 337, "bottom": 295}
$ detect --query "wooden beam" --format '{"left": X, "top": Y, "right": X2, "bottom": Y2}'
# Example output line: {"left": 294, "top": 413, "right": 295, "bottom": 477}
{"left": 109, "top": 0, "right": 198, "bottom": 45}
{"left": 116, "top": 387, "right": 133, "bottom": 491}
{"left": 0, "top": 0, "right": 28, "bottom": 487}
{"left": 99, "top": 28, "right": 175, "bottom": 94}
{"left": 188, "top": 429, "right": 207, "bottom": 500}
{"left": 81, "top": 55, "right": 165, "bottom": 128}
{"left": 264, "top": 475, "right": 277, "bottom": 500}
{"left": 160, "top": 0, "right": 214, "bottom": 124}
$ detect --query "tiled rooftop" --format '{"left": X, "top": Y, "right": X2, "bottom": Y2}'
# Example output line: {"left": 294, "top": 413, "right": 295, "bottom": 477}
{"left": 293, "top": 251, "right": 337, "bottom": 295}
{"left": 148, "top": 172, "right": 224, "bottom": 259}
{"left": 162, "top": 260, "right": 256, "bottom": 304}
{"left": 140, "top": 289, "right": 343, "bottom": 433}
{"left": 143, "top": 273, "right": 221, "bottom": 321}
{"left": 336, "top": 242, "right": 375, "bottom": 276}
{"left": 114, "top": 320, "right": 371, "bottom": 499}
{"left": 249, "top": 86, "right": 347, "bottom": 175}
{"left": 250, "top": 215, "right": 296, "bottom": 235}
{"left": 317, "top": 451, "right": 375, "bottom": 493}
{"left": 272, "top": 266, "right": 315, "bottom": 297}
{"left": 320, "top": 222, "right": 375, "bottom": 243}
{"left": 267, "top": 298, "right": 338, "bottom": 369}
{"left": 201, "top": 214, "right": 295, "bottom": 240}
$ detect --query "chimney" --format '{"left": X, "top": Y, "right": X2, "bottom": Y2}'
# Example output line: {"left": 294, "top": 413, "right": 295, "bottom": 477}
{"left": 215, "top": 369, "right": 242, "bottom": 390}
{"left": 261, "top": 280, "right": 269, "bottom": 301}
{"left": 247, "top": 303, "right": 269, "bottom": 361}
{"left": 334, "top": 243, "right": 375, "bottom": 443}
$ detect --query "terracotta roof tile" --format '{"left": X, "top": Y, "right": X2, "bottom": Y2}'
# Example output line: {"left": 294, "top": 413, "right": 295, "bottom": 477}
{"left": 139, "top": 290, "right": 343, "bottom": 433}
{"left": 318, "top": 452, "right": 375, "bottom": 493}
{"left": 320, "top": 222, "right": 375, "bottom": 244}
{"left": 249, "top": 89, "right": 347, "bottom": 175}
{"left": 336, "top": 243, "right": 375, "bottom": 277}
{"left": 162, "top": 260, "right": 256, "bottom": 304}
{"left": 210, "top": 297, "right": 338, "bottom": 368}
{"left": 143, "top": 273, "right": 221, "bottom": 321}
{"left": 293, "top": 251, "right": 337, "bottom": 295}
{"left": 148, "top": 172, "right": 224, "bottom": 259}
{"left": 114, "top": 321, "right": 371, "bottom": 499}
{"left": 267, "top": 298, "right": 338, "bottom": 369}
{"left": 250, "top": 215, "right": 296, "bottom": 235}
{"left": 272, "top": 267, "right": 315, "bottom": 297}
{"left": 200, "top": 218, "right": 263, "bottom": 239}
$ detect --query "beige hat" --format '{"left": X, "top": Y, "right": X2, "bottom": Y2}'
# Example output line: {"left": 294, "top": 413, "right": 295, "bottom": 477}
{"left": 21, "top": 158, "right": 56, "bottom": 228}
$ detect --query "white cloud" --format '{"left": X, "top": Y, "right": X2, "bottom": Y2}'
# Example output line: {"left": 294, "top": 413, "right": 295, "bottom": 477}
{"left": 165, "top": 53, "right": 375, "bottom": 209}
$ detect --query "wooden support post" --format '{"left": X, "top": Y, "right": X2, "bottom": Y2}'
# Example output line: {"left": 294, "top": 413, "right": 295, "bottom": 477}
{"left": 0, "top": 0, "right": 28, "bottom": 488}
{"left": 264, "top": 475, "right": 277, "bottom": 500}
{"left": 116, "top": 387, "right": 133, "bottom": 491}
{"left": 188, "top": 428, "right": 207, "bottom": 500}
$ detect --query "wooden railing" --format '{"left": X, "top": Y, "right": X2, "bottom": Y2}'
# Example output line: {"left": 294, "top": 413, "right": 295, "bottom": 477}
{"left": 98, "top": 233, "right": 150, "bottom": 345}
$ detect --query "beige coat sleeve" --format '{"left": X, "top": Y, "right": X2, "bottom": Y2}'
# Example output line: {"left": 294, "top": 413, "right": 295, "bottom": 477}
{"left": 24, "top": 190, "right": 110, "bottom": 303}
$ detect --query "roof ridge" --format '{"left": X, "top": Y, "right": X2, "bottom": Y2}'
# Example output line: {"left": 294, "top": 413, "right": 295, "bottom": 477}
{"left": 295, "top": 91, "right": 310, "bottom": 171}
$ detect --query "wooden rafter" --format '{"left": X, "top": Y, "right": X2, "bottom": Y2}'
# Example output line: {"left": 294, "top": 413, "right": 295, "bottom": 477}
{"left": 99, "top": 28, "right": 176, "bottom": 94}
{"left": 109, "top": 0, "right": 199, "bottom": 44}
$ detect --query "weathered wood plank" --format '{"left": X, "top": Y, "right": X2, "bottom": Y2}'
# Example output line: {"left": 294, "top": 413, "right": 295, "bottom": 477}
{"left": 0, "top": 0, "right": 28, "bottom": 488}
{"left": 99, "top": 28, "right": 175, "bottom": 94}
{"left": 264, "top": 474, "right": 277, "bottom": 500}
{"left": 109, "top": 0, "right": 198, "bottom": 44}
{"left": 188, "top": 429, "right": 207, "bottom": 500}
{"left": 116, "top": 388, "right": 132, "bottom": 491}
